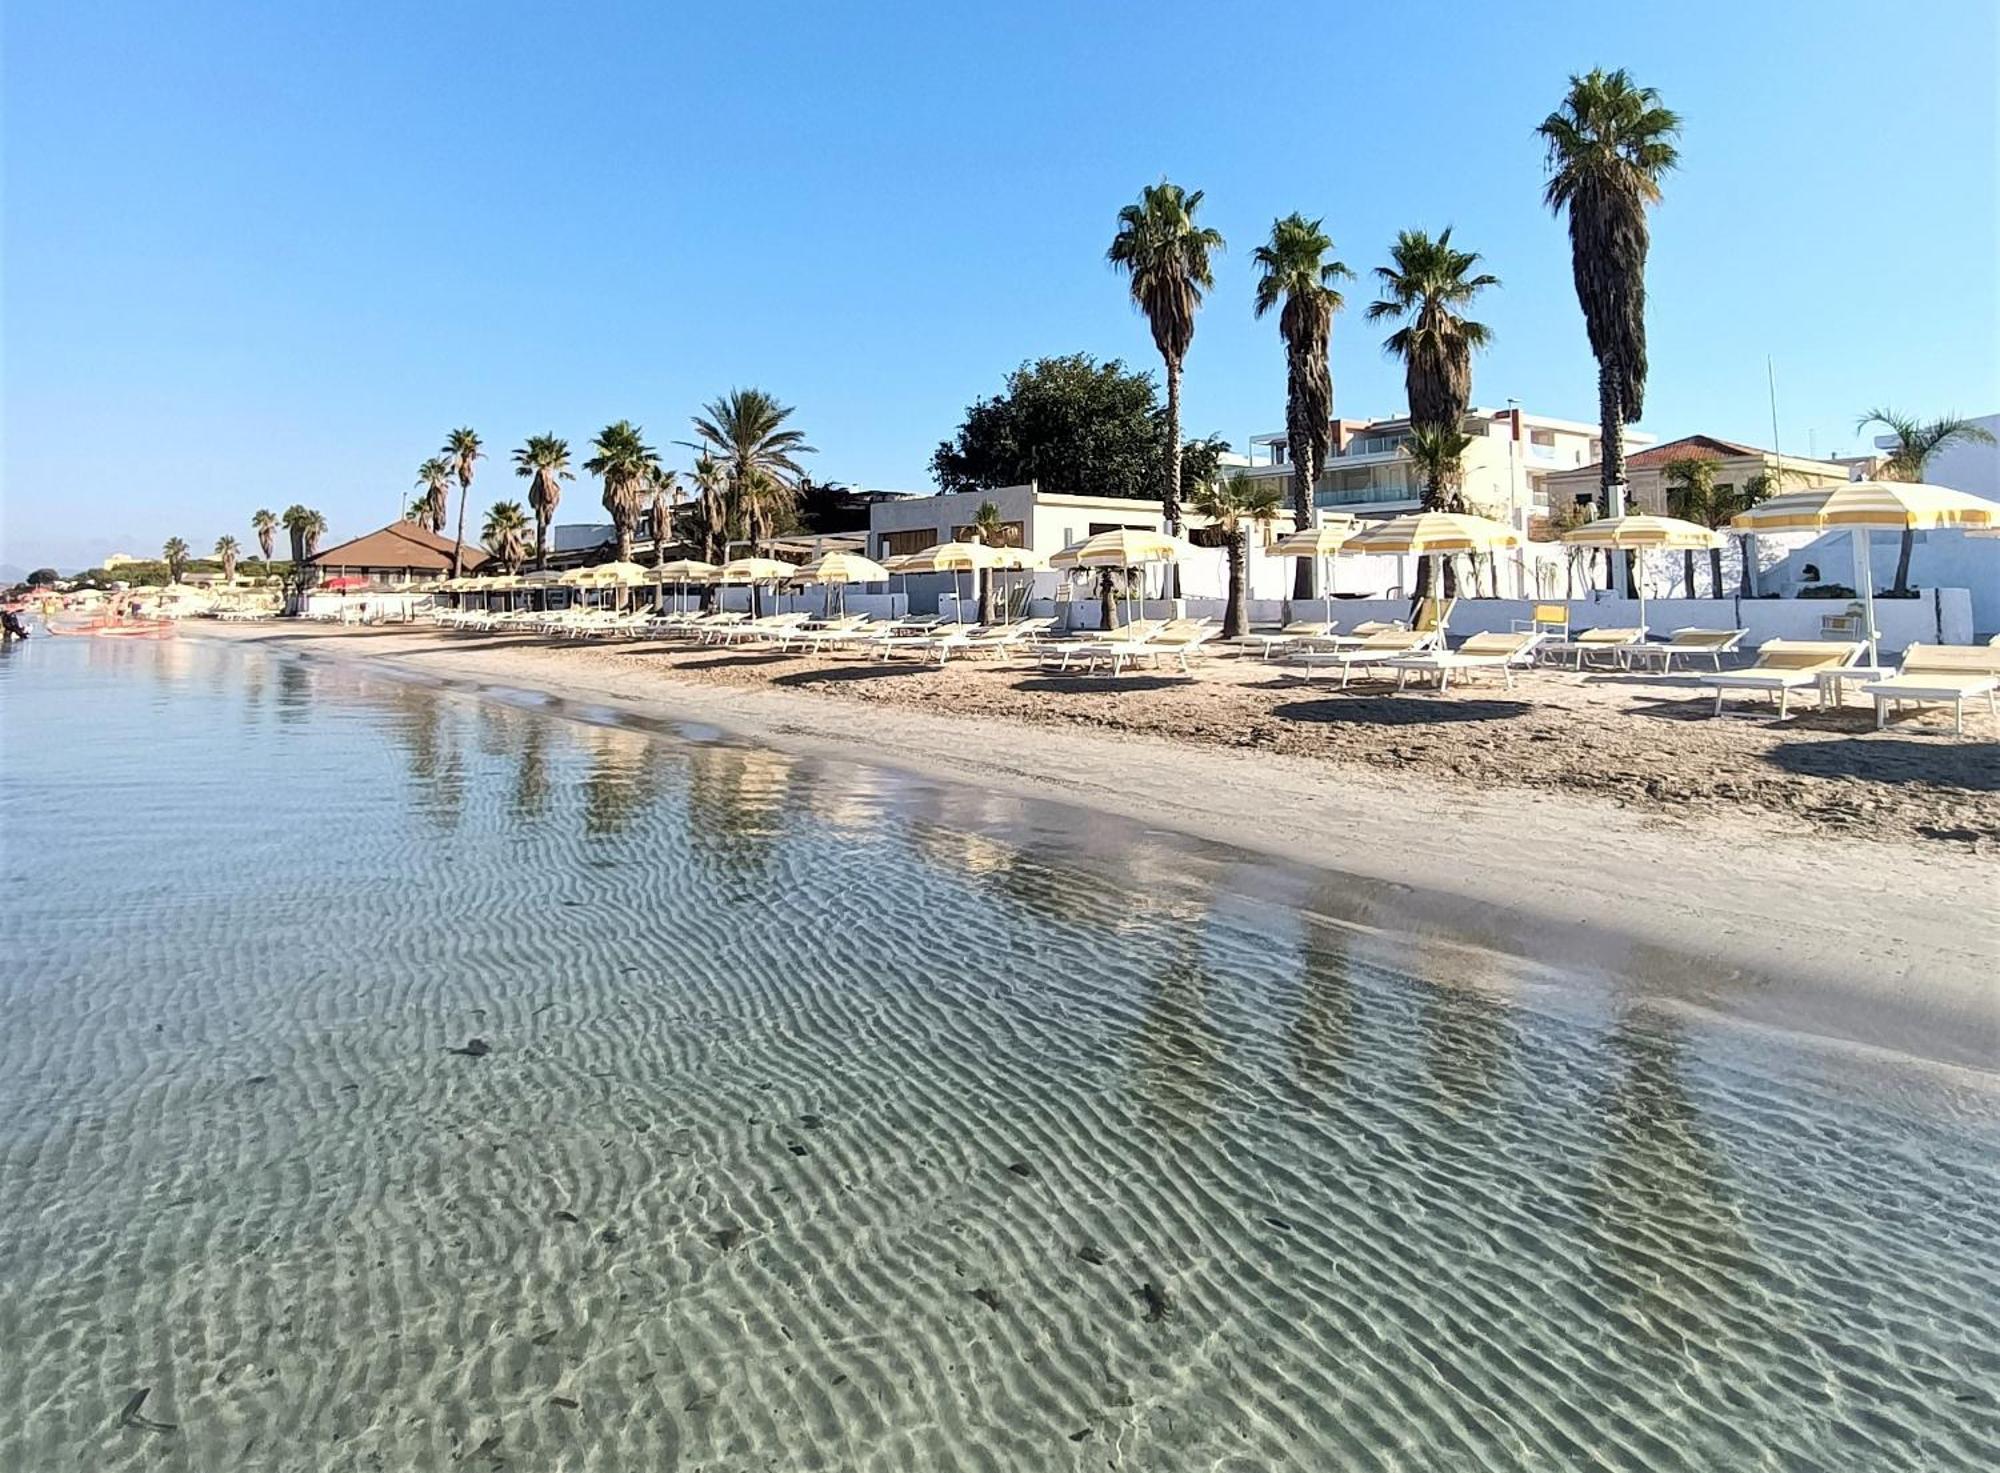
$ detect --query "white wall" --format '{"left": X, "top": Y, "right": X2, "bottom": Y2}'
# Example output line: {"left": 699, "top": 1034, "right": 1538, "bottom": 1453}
{"left": 1760, "top": 527, "right": 2000, "bottom": 636}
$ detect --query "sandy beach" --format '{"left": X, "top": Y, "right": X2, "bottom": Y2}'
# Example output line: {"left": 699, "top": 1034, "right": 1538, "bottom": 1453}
{"left": 187, "top": 621, "right": 1997, "bottom": 1067}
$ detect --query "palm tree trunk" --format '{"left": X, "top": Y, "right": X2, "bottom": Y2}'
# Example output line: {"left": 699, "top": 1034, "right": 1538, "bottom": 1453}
{"left": 977, "top": 568, "right": 993, "bottom": 625}
{"left": 1739, "top": 534, "right": 1758, "bottom": 596}
{"left": 1890, "top": 528, "right": 1914, "bottom": 596}
{"left": 452, "top": 481, "right": 469, "bottom": 577}
{"left": 1597, "top": 360, "right": 1633, "bottom": 595}
{"left": 1682, "top": 550, "right": 1696, "bottom": 598}
{"left": 1708, "top": 546, "right": 1724, "bottom": 598}
{"left": 1163, "top": 355, "right": 1183, "bottom": 598}
{"left": 1222, "top": 533, "right": 1247, "bottom": 638}
{"left": 535, "top": 512, "right": 548, "bottom": 571}
{"left": 1286, "top": 371, "right": 1316, "bottom": 602}
{"left": 1097, "top": 570, "right": 1118, "bottom": 631}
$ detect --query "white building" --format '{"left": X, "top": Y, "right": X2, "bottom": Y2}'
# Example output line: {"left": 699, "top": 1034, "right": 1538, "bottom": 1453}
{"left": 1242, "top": 406, "right": 1653, "bottom": 529}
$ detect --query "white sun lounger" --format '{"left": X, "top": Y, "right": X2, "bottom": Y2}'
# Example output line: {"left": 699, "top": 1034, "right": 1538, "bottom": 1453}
{"left": 1700, "top": 639, "right": 1865, "bottom": 720}
{"left": 1284, "top": 628, "right": 1441, "bottom": 686}
{"left": 1861, "top": 644, "right": 2000, "bottom": 736}
{"left": 1387, "top": 630, "right": 1547, "bottom": 691}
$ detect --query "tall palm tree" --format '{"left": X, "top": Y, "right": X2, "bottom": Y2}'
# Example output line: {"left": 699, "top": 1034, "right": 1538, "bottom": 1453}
{"left": 583, "top": 420, "right": 662, "bottom": 564}
{"left": 482, "top": 500, "right": 530, "bottom": 572}
{"left": 442, "top": 428, "right": 483, "bottom": 577}
{"left": 416, "top": 457, "right": 452, "bottom": 534}
{"left": 251, "top": 508, "right": 278, "bottom": 563}
{"left": 1854, "top": 408, "right": 1997, "bottom": 593}
{"left": 1252, "top": 213, "right": 1352, "bottom": 600}
{"left": 301, "top": 509, "right": 327, "bottom": 559}
{"left": 691, "top": 389, "right": 814, "bottom": 553}
{"left": 280, "top": 504, "right": 311, "bottom": 565}
{"left": 511, "top": 434, "right": 572, "bottom": 569}
{"left": 1108, "top": 180, "right": 1225, "bottom": 574}
{"left": 1366, "top": 227, "right": 1498, "bottom": 439}
{"left": 213, "top": 534, "right": 240, "bottom": 583}
{"left": 691, "top": 451, "right": 729, "bottom": 564}
{"left": 1539, "top": 68, "right": 1681, "bottom": 548}
{"left": 403, "top": 496, "right": 429, "bottom": 524}
{"left": 1188, "top": 473, "right": 1283, "bottom": 638}
{"left": 162, "top": 537, "right": 190, "bottom": 583}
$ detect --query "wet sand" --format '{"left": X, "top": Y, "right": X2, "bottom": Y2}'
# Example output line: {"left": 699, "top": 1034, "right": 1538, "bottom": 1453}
{"left": 188, "top": 621, "right": 1998, "bottom": 1069}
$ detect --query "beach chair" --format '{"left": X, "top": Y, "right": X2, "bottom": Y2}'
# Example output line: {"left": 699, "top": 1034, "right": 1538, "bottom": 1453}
{"left": 1283, "top": 628, "right": 1441, "bottom": 687}
{"left": 1079, "top": 618, "right": 1219, "bottom": 677}
{"left": 1387, "top": 630, "right": 1547, "bottom": 692}
{"left": 1860, "top": 644, "right": 2000, "bottom": 736}
{"left": 1036, "top": 618, "right": 1167, "bottom": 672}
{"left": 1541, "top": 626, "right": 1647, "bottom": 669}
{"left": 775, "top": 614, "right": 870, "bottom": 651}
{"left": 1623, "top": 628, "right": 1748, "bottom": 674}
{"left": 1413, "top": 596, "right": 1456, "bottom": 634}
{"left": 1700, "top": 639, "right": 1865, "bottom": 720}
{"left": 1510, "top": 602, "right": 1571, "bottom": 642}
{"left": 921, "top": 617, "right": 1056, "bottom": 664}
{"left": 1235, "top": 619, "right": 1337, "bottom": 660}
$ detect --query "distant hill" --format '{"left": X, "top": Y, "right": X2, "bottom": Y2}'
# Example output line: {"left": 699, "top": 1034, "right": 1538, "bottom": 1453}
{"left": 0, "top": 563, "right": 32, "bottom": 586}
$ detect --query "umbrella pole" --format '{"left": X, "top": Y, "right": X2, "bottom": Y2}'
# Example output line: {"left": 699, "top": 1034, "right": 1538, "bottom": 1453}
{"left": 1855, "top": 528, "right": 1880, "bottom": 668}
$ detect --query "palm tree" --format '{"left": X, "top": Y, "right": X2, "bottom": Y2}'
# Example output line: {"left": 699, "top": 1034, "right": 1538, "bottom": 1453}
{"left": 162, "top": 537, "right": 190, "bottom": 583}
{"left": 1539, "top": 68, "right": 1682, "bottom": 558}
{"left": 251, "top": 508, "right": 278, "bottom": 563}
{"left": 1661, "top": 455, "right": 1722, "bottom": 595}
{"left": 482, "top": 500, "right": 530, "bottom": 572}
{"left": 1188, "top": 473, "right": 1283, "bottom": 637}
{"left": 691, "top": 451, "right": 729, "bottom": 563}
{"left": 646, "top": 466, "right": 680, "bottom": 566}
{"left": 1253, "top": 213, "right": 1352, "bottom": 600}
{"left": 1405, "top": 425, "right": 1476, "bottom": 597}
{"left": 213, "top": 535, "right": 240, "bottom": 583}
{"left": 691, "top": 389, "right": 815, "bottom": 554}
{"left": 1854, "top": 408, "right": 1997, "bottom": 593}
{"left": 583, "top": 420, "right": 662, "bottom": 563}
{"left": 1108, "top": 181, "right": 1225, "bottom": 573}
{"left": 511, "top": 434, "right": 572, "bottom": 569}
{"left": 403, "top": 496, "right": 428, "bottom": 524}
{"left": 442, "top": 428, "right": 483, "bottom": 576}
{"left": 969, "top": 499, "right": 1006, "bottom": 623}
{"left": 416, "top": 457, "right": 452, "bottom": 534}
{"left": 301, "top": 509, "right": 327, "bottom": 559}
{"left": 1366, "top": 227, "right": 1498, "bottom": 437}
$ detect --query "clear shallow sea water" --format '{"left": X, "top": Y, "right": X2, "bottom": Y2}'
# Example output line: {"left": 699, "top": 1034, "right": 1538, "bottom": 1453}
{"left": 0, "top": 633, "right": 1995, "bottom": 1472}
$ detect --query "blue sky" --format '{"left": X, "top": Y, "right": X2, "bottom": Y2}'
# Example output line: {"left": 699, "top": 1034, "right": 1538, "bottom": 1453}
{"left": 4, "top": 0, "right": 1996, "bottom": 570}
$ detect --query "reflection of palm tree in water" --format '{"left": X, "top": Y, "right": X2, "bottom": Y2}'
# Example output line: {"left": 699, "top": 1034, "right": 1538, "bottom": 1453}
{"left": 273, "top": 659, "right": 312, "bottom": 724}
{"left": 1415, "top": 944, "right": 1513, "bottom": 1115}
{"left": 382, "top": 684, "right": 464, "bottom": 828}
{"left": 1585, "top": 1014, "right": 1766, "bottom": 1394}
{"left": 1286, "top": 920, "right": 1357, "bottom": 1098}
{"left": 1132, "top": 914, "right": 1223, "bottom": 1133}
{"left": 683, "top": 746, "right": 795, "bottom": 876}
{"left": 580, "top": 725, "right": 662, "bottom": 836}
{"left": 510, "top": 719, "right": 553, "bottom": 820}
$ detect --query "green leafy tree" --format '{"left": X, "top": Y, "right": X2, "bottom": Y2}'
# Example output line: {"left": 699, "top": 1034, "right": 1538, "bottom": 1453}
{"left": 691, "top": 389, "right": 814, "bottom": 555}
{"left": 934, "top": 354, "right": 1187, "bottom": 502}
{"left": 442, "top": 428, "right": 483, "bottom": 576}
{"left": 1854, "top": 408, "right": 1996, "bottom": 593}
{"left": 584, "top": 421, "right": 662, "bottom": 564}
{"left": 1367, "top": 227, "right": 1497, "bottom": 437}
{"left": 162, "top": 537, "right": 191, "bottom": 583}
{"left": 251, "top": 508, "right": 278, "bottom": 561}
{"left": 1108, "top": 180, "right": 1224, "bottom": 562}
{"left": 512, "top": 434, "right": 572, "bottom": 569}
{"left": 1405, "top": 425, "right": 1476, "bottom": 598}
{"left": 482, "top": 500, "right": 530, "bottom": 572}
{"left": 1661, "top": 455, "right": 1722, "bottom": 595}
{"left": 1539, "top": 69, "right": 1681, "bottom": 532}
{"left": 1253, "top": 213, "right": 1352, "bottom": 601}
{"left": 27, "top": 568, "right": 59, "bottom": 587}
{"left": 1188, "top": 473, "right": 1283, "bottom": 637}
{"left": 213, "top": 535, "right": 241, "bottom": 582}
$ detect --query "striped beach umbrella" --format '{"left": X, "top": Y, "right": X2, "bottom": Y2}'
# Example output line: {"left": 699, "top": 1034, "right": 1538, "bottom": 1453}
{"left": 1266, "top": 518, "right": 1358, "bottom": 601}
{"left": 791, "top": 551, "right": 891, "bottom": 616}
{"left": 1732, "top": 482, "right": 1998, "bottom": 666}
{"left": 1562, "top": 515, "right": 1723, "bottom": 634}
{"left": 1342, "top": 513, "right": 1523, "bottom": 632}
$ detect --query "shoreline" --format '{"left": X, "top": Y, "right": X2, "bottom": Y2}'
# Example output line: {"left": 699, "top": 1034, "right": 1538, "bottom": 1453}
{"left": 186, "top": 622, "right": 1997, "bottom": 1072}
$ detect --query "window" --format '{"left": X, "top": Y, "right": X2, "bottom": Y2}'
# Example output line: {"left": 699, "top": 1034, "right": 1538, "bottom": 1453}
{"left": 879, "top": 528, "right": 939, "bottom": 558}
{"left": 950, "top": 519, "right": 1025, "bottom": 548}
{"left": 1530, "top": 428, "right": 1556, "bottom": 448}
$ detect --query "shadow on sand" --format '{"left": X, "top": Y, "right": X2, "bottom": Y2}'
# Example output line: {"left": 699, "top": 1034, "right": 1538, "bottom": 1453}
{"left": 1008, "top": 675, "right": 1197, "bottom": 695}
{"left": 771, "top": 663, "right": 936, "bottom": 687}
{"left": 1762, "top": 736, "right": 2000, "bottom": 792}
{"left": 1271, "top": 696, "right": 1534, "bottom": 727}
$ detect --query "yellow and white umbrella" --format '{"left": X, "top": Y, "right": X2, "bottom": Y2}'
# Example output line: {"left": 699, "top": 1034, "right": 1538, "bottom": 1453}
{"left": 790, "top": 551, "right": 891, "bottom": 616}
{"left": 890, "top": 542, "right": 1004, "bottom": 622}
{"left": 1048, "top": 528, "right": 1196, "bottom": 628}
{"left": 1266, "top": 518, "right": 1358, "bottom": 601}
{"left": 713, "top": 556, "right": 797, "bottom": 582}
{"left": 1732, "top": 481, "right": 1997, "bottom": 666}
{"left": 1562, "top": 514, "right": 1723, "bottom": 634}
{"left": 648, "top": 558, "right": 718, "bottom": 613}
{"left": 1341, "top": 513, "right": 1523, "bottom": 631}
